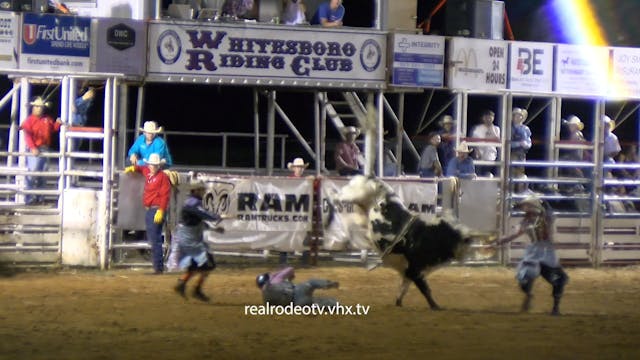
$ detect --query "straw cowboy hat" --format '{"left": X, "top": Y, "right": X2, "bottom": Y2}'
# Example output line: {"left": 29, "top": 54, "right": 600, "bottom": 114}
{"left": 515, "top": 196, "right": 545, "bottom": 214}
{"left": 140, "top": 121, "right": 164, "bottom": 134}
{"left": 454, "top": 142, "right": 472, "bottom": 153}
{"left": 341, "top": 126, "right": 361, "bottom": 137}
{"left": 440, "top": 115, "right": 454, "bottom": 125}
{"left": 186, "top": 180, "right": 207, "bottom": 190}
{"left": 287, "top": 157, "right": 309, "bottom": 170}
{"left": 144, "top": 153, "right": 164, "bottom": 166}
{"left": 30, "top": 97, "right": 50, "bottom": 107}
{"left": 565, "top": 115, "right": 584, "bottom": 131}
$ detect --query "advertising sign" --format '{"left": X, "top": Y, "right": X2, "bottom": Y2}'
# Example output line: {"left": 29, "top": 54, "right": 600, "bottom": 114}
{"left": 611, "top": 47, "right": 640, "bottom": 99}
{"left": 20, "top": 13, "right": 91, "bottom": 72}
{"left": 508, "top": 41, "right": 554, "bottom": 93}
{"left": 391, "top": 34, "right": 444, "bottom": 88}
{"left": 147, "top": 22, "right": 386, "bottom": 88}
{"left": 92, "top": 18, "right": 146, "bottom": 76}
{"left": 0, "top": 12, "right": 17, "bottom": 70}
{"left": 447, "top": 37, "right": 508, "bottom": 90}
{"left": 554, "top": 44, "right": 609, "bottom": 97}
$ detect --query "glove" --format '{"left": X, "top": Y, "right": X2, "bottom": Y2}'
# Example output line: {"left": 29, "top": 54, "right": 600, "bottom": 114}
{"left": 124, "top": 166, "right": 136, "bottom": 174}
{"left": 153, "top": 209, "right": 164, "bottom": 224}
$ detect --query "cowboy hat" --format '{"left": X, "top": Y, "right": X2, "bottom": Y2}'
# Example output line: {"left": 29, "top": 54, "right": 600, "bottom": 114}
{"left": 515, "top": 196, "right": 544, "bottom": 214}
{"left": 144, "top": 153, "right": 164, "bottom": 166}
{"left": 440, "top": 115, "right": 454, "bottom": 125}
{"left": 512, "top": 107, "right": 528, "bottom": 121}
{"left": 602, "top": 115, "right": 615, "bottom": 130}
{"left": 341, "top": 126, "right": 361, "bottom": 136}
{"left": 139, "top": 121, "right": 164, "bottom": 134}
{"left": 565, "top": 115, "right": 584, "bottom": 131}
{"left": 30, "top": 97, "right": 50, "bottom": 107}
{"left": 186, "top": 180, "right": 207, "bottom": 190}
{"left": 454, "top": 142, "right": 472, "bottom": 153}
{"left": 287, "top": 157, "right": 309, "bottom": 170}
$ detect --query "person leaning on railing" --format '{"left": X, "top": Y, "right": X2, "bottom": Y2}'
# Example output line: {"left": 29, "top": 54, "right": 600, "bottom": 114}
{"left": 19, "top": 96, "right": 62, "bottom": 205}
{"left": 310, "top": 0, "right": 344, "bottom": 27}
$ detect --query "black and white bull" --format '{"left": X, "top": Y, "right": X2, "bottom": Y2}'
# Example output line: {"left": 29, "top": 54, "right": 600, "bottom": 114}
{"left": 336, "top": 176, "right": 473, "bottom": 310}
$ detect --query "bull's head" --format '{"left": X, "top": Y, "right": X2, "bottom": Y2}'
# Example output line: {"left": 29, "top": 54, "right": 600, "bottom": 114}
{"left": 337, "top": 175, "right": 391, "bottom": 212}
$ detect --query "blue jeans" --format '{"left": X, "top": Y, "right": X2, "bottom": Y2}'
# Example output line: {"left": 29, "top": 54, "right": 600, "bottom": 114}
{"left": 145, "top": 207, "right": 165, "bottom": 272}
{"left": 26, "top": 147, "right": 48, "bottom": 204}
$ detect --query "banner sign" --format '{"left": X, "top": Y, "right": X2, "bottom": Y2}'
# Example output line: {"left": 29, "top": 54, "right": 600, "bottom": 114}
{"left": 508, "top": 41, "right": 554, "bottom": 93}
{"left": 0, "top": 12, "right": 17, "bottom": 71}
{"left": 91, "top": 18, "right": 146, "bottom": 76}
{"left": 610, "top": 47, "right": 640, "bottom": 99}
{"left": 447, "top": 37, "right": 508, "bottom": 90}
{"left": 197, "top": 176, "right": 314, "bottom": 251}
{"left": 391, "top": 34, "right": 444, "bottom": 88}
{"left": 321, "top": 178, "right": 438, "bottom": 250}
{"left": 554, "top": 44, "right": 609, "bottom": 97}
{"left": 147, "top": 22, "right": 386, "bottom": 88}
{"left": 20, "top": 13, "right": 91, "bottom": 72}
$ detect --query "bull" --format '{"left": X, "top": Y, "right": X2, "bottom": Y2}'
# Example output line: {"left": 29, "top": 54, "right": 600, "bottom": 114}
{"left": 335, "top": 175, "right": 475, "bottom": 310}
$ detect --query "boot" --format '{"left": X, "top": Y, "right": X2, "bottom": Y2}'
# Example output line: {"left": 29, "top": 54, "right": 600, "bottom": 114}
{"left": 521, "top": 293, "right": 532, "bottom": 313}
{"left": 174, "top": 279, "right": 187, "bottom": 299}
{"left": 551, "top": 296, "right": 561, "bottom": 316}
{"left": 192, "top": 286, "right": 210, "bottom": 302}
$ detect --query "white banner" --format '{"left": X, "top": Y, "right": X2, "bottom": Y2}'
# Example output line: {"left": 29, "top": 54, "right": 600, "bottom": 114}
{"left": 147, "top": 22, "right": 386, "bottom": 88}
{"left": 447, "top": 37, "right": 508, "bottom": 90}
{"left": 554, "top": 44, "right": 609, "bottom": 97}
{"left": 391, "top": 34, "right": 444, "bottom": 88}
{"left": 198, "top": 177, "right": 314, "bottom": 251}
{"left": 508, "top": 41, "right": 554, "bottom": 93}
{"left": 321, "top": 178, "right": 438, "bottom": 251}
{"left": 611, "top": 47, "right": 640, "bottom": 99}
{"left": 0, "top": 12, "right": 18, "bottom": 71}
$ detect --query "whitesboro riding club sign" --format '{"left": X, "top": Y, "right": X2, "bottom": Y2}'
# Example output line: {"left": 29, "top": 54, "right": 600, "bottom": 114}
{"left": 147, "top": 22, "right": 386, "bottom": 88}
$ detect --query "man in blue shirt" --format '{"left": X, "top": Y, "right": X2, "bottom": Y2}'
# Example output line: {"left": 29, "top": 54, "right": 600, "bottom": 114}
{"left": 446, "top": 142, "right": 476, "bottom": 179}
{"left": 310, "top": 0, "right": 344, "bottom": 27}
{"left": 128, "top": 121, "right": 173, "bottom": 168}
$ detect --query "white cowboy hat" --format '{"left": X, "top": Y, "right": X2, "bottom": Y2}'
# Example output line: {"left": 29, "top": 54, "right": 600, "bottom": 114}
{"left": 602, "top": 115, "right": 615, "bottom": 130}
{"left": 30, "top": 97, "right": 50, "bottom": 107}
{"left": 512, "top": 107, "right": 528, "bottom": 121}
{"left": 287, "top": 157, "right": 309, "bottom": 170}
{"left": 139, "top": 121, "right": 164, "bottom": 134}
{"left": 144, "top": 153, "right": 164, "bottom": 166}
{"left": 341, "top": 126, "right": 361, "bottom": 136}
{"left": 565, "top": 115, "right": 584, "bottom": 131}
{"left": 454, "top": 141, "right": 472, "bottom": 153}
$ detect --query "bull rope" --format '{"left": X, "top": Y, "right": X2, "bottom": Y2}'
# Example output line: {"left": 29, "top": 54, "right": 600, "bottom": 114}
{"left": 379, "top": 214, "right": 419, "bottom": 259}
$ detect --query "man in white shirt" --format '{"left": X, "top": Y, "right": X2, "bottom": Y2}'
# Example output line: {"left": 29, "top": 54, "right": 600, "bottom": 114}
{"left": 471, "top": 109, "right": 500, "bottom": 176}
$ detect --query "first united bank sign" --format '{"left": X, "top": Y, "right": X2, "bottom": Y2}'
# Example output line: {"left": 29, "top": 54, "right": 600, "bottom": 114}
{"left": 147, "top": 23, "right": 386, "bottom": 87}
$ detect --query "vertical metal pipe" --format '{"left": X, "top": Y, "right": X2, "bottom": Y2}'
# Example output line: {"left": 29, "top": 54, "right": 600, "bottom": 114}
{"left": 254, "top": 89, "right": 260, "bottom": 170}
{"left": 7, "top": 81, "right": 20, "bottom": 167}
{"left": 60, "top": 76, "right": 69, "bottom": 190}
{"left": 396, "top": 93, "right": 404, "bottom": 176}
{"left": 100, "top": 78, "right": 114, "bottom": 270}
{"left": 134, "top": 85, "right": 145, "bottom": 141}
{"left": 592, "top": 100, "right": 605, "bottom": 268}
{"left": 374, "top": 0, "right": 383, "bottom": 30}
{"left": 17, "top": 78, "right": 30, "bottom": 204}
{"left": 267, "top": 90, "right": 276, "bottom": 175}
{"left": 314, "top": 91, "right": 321, "bottom": 175}
{"left": 376, "top": 91, "right": 384, "bottom": 176}
{"left": 320, "top": 92, "right": 328, "bottom": 172}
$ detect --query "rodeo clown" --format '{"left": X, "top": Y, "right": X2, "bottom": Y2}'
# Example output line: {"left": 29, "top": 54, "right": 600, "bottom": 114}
{"left": 173, "top": 180, "right": 224, "bottom": 302}
{"left": 493, "top": 196, "right": 569, "bottom": 316}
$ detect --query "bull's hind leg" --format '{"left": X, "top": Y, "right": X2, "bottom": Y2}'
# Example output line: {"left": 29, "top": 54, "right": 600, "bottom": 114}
{"left": 406, "top": 268, "right": 441, "bottom": 310}
{"left": 395, "top": 277, "right": 411, "bottom": 307}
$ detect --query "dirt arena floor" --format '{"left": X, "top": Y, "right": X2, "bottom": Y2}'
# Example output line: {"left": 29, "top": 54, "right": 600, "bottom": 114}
{"left": 1, "top": 262, "right": 640, "bottom": 360}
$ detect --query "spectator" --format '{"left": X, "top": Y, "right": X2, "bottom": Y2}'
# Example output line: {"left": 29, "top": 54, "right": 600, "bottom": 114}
{"left": 71, "top": 87, "right": 95, "bottom": 127}
{"left": 173, "top": 181, "right": 223, "bottom": 302}
{"left": 334, "top": 126, "right": 362, "bottom": 176}
{"left": 445, "top": 142, "right": 476, "bottom": 179}
{"left": 510, "top": 107, "right": 532, "bottom": 162}
{"left": 417, "top": 132, "right": 442, "bottom": 178}
{"left": 437, "top": 115, "right": 456, "bottom": 172}
{"left": 221, "top": 0, "right": 254, "bottom": 18}
{"left": 492, "top": 196, "right": 568, "bottom": 316}
{"left": 282, "top": 0, "right": 307, "bottom": 25}
{"left": 471, "top": 109, "right": 500, "bottom": 177}
{"left": 124, "top": 153, "right": 172, "bottom": 274}
{"left": 256, "top": 266, "right": 339, "bottom": 306}
{"left": 603, "top": 115, "right": 621, "bottom": 164}
{"left": 288, "top": 157, "right": 308, "bottom": 178}
{"left": 128, "top": 121, "right": 173, "bottom": 168}
{"left": 561, "top": 115, "right": 588, "bottom": 162}
{"left": 310, "top": 0, "right": 344, "bottom": 27}
{"left": 19, "top": 97, "right": 62, "bottom": 205}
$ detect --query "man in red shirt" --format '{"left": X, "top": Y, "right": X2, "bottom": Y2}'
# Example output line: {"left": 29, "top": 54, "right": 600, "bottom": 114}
{"left": 19, "top": 97, "right": 62, "bottom": 205}
{"left": 124, "top": 153, "right": 172, "bottom": 274}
